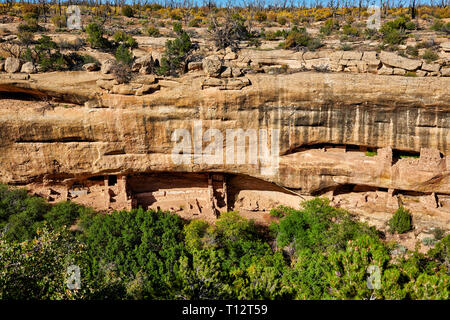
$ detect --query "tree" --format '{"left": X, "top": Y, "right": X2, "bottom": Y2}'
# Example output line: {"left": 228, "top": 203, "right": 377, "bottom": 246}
{"left": 388, "top": 207, "right": 413, "bottom": 234}
{"left": 157, "top": 24, "right": 193, "bottom": 76}
{"left": 85, "top": 22, "right": 110, "bottom": 49}
{"left": 0, "top": 227, "right": 89, "bottom": 299}
{"left": 207, "top": 10, "right": 250, "bottom": 52}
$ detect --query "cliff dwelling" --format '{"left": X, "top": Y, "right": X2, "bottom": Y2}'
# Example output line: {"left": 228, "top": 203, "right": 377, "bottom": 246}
{"left": 17, "top": 143, "right": 449, "bottom": 232}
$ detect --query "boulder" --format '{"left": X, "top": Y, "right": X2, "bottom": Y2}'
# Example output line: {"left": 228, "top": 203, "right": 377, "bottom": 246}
{"left": 220, "top": 66, "right": 233, "bottom": 78}
{"left": 441, "top": 41, "right": 450, "bottom": 52}
{"left": 201, "top": 77, "right": 251, "bottom": 90}
{"left": 393, "top": 68, "right": 406, "bottom": 76}
{"left": 329, "top": 51, "right": 344, "bottom": 62}
{"left": 135, "top": 84, "right": 160, "bottom": 96}
{"left": 378, "top": 65, "right": 393, "bottom": 75}
{"left": 231, "top": 67, "right": 242, "bottom": 77}
{"left": 187, "top": 61, "right": 203, "bottom": 72}
{"left": 262, "top": 65, "right": 282, "bottom": 74}
{"left": 421, "top": 63, "right": 440, "bottom": 73}
{"left": 304, "top": 58, "right": 331, "bottom": 70}
{"left": 441, "top": 67, "right": 450, "bottom": 77}
{"left": 96, "top": 79, "right": 115, "bottom": 90}
{"left": 101, "top": 59, "right": 115, "bottom": 74}
{"left": 202, "top": 55, "right": 223, "bottom": 77}
{"left": 134, "top": 75, "right": 157, "bottom": 85}
{"left": 416, "top": 70, "right": 428, "bottom": 77}
{"left": 4, "top": 57, "right": 21, "bottom": 73}
{"left": 111, "top": 84, "right": 139, "bottom": 95}
{"left": 83, "top": 63, "right": 100, "bottom": 72}
{"left": 20, "top": 62, "right": 36, "bottom": 74}
{"left": 379, "top": 51, "right": 422, "bottom": 71}
{"left": 341, "top": 51, "right": 363, "bottom": 60}
{"left": 362, "top": 51, "right": 381, "bottom": 73}
{"left": 238, "top": 49, "right": 303, "bottom": 69}
{"left": 224, "top": 51, "right": 237, "bottom": 60}
{"left": 132, "top": 55, "right": 154, "bottom": 73}
{"left": 139, "top": 65, "right": 154, "bottom": 75}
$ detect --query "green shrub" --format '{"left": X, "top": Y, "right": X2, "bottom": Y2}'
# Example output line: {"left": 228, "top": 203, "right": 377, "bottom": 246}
{"left": 43, "top": 201, "right": 93, "bottom": 230}
{"left": 405, "top": 21, "right": 416, "bottom": 30}
{"left": 432, "top": 228, "right": 445, "bottom": 241}
{"left": 342, "top": 24, "right": 359, "bottom": 37}
{"left": 17, "top": 30, "right": 33, "bottom": 46}
{"left": 340, "top": 43, "right": 353, "bottom": 51}
{"left": 115, "top": 44, "right": 133, "bottom": 65}
{"left": 85, "top": 22, "right": 110, "bottom": 49}
{"left": 51, "top": 15, "right": 67, "bottom": 29}
{"left": 255, "top": 11, "right": 267, "bottom": 23}
{"left": 430, "top": 19, "right": 450, "bottom": 33}
{"left": 365, "top": 151, "right": 377, "bottom": 156}
{"left": 381, "top": 16, "right": 410, "bottom": 32}
{"left": 282, "top": 26, "right": 322, "bottom": 51}
{"left": 277, "top": 16, "right": 287, "bottom": 26}
{"left": 320, "top": 18, "right": 339, "bottom": 36}
{"left": 121, "top": 5, "right": 134, "bottom": 17}
{"left": 21, "top": 47, "right": 34, "bottom": 62}
{"left": 363, "top": 27, "right": 377, "bottom": 39}
{"left": 145, "top": 26, "right": 161, "bottom": 37}
{"left": 157, "top": 25, "right": 192, "bottom": 76}
{"left": 35, "top": 35, "right": 66, "bottom": 71}
{"left": 18, "top": 19, "right": 40, "bottom": 33}
{"left": 406, "top": 45, "right": 419, "bottom": 57}
{"left": 172, "top": 21, "right": 182, "bottom": 35}
{"left": 379, "top": 16, "right": 412, "bottom": 45}
{"left": 422, "top": 49, "right": 439, "bottom": 63}
{"left": 382, "top": 29, "right": 405, "bottom": 45}
{"left": 404, "top": 71, "right": 417, "bottom": 77}
{"left": 113, "top": 31, "right": 137, "bottom": 48}
{"left": 170, "top": 13, "right": 182, "bottom": 21}
{"left": 422, "top": 237, "right": 436, "bottom": 246}
{"left": 188, "top": 18, "right": 201, "bottom": 28}
{"left": 81, "top": 54, "right": 98, "bottom": 65}
{"left": 274, "top": 198, "right": 378, "bottom": 254}
{"left": 81, "top": 208, "right": 187, "bottom": 299}
{"left": 388, "top": 207, "right": 413, "bottom": 234}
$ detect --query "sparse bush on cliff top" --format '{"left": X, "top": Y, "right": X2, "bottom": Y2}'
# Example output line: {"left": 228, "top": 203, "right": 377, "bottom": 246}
{"left": 35, "top": 35, "right": 66, "bottom": 72}
{"left": 342, "top": 24, "right": 360, "bottom": 37}
{"left": 422, "top": 49, "right": 439, "bottom": 63}
{"left": 144, "top": 26, "right": 161, "bottom": 37}
{"left": 281, "top": 26, "right": 322, "bottom": 51}
{"left": 430, "top": 19, "right": 450, "bottom": 34}
{"left": 157, "top": 24, "right": 193, "bottom": 76}
{"left": 320, "top": 18, "right": 339, "bottom": 36}
{"left": 115, "top": 44, "right": 133, "bottom": 65}
{"left": 85, "top": 22, "right": 110, "bottom": 49}
{"left": 111, "top": 62, "right": 132, "bottom": 84}
{"left": 113, "top": 31, "right": 137, "bottom": 48}
{"left": 208, "top": 11, "right": 250, "bottom": 52}
{"left": 18, "top": 12, "right": 41, "bottom": 33}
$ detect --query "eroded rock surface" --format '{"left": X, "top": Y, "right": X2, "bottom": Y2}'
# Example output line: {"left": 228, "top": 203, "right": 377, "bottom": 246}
{"left": 0, "top": 71, "right": 449, "bottom": 227}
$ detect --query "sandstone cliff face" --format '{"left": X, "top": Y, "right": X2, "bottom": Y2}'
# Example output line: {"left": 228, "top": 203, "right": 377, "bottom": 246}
{"left": 0, "top": 71, "right": 449, "bottom": 197}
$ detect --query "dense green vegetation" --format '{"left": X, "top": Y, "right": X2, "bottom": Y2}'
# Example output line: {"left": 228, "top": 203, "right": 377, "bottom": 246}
{"left": 0, "top": 185, "right": 448, "bottom": 300}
